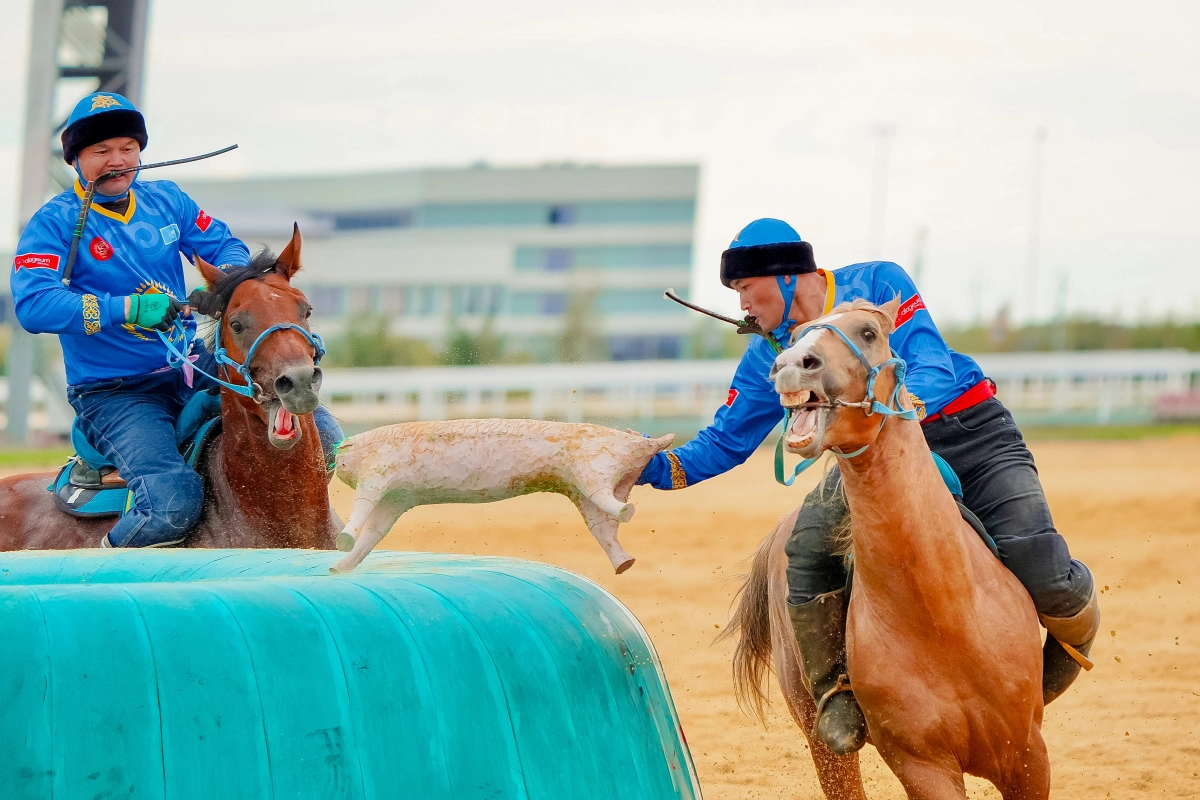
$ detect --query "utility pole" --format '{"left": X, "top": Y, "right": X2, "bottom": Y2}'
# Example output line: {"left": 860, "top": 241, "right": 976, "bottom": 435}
{"left": 7, "top": 0, "right": 149, "bottom": 445}
{"left": 866, "top": 125, "right": 893, "bottom": 260}
{"left": 1024, "top": 127, "right": 1047, "bottom": 325}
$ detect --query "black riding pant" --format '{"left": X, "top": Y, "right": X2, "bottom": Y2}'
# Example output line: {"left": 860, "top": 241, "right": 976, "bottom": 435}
{"left": 784, "top": 398, "right": 1094, "bottom": 618}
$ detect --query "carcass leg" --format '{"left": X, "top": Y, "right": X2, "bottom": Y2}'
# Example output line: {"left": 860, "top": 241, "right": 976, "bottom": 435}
{"left": 578, "top": 495, "right": 635, "bottom": 573}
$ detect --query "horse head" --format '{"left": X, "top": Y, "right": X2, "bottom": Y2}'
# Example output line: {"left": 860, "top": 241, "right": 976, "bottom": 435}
{"left": 769, "top": 295, "right": 907, "bottom": 458}
{"left": 190, "top": 224, "right": 323, "bottom": 451}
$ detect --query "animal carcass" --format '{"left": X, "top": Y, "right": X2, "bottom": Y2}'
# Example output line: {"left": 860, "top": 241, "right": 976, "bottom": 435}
{"left": 330, "top": 419, "right": 674, "bottom": 574}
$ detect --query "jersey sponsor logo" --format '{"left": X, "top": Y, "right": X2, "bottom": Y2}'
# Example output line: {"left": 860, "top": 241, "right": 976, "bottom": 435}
{"left": 160, "top": 224, "right": 180, "bottom": 245}
{"left": 90, "top": 94, "right": 122, "bottom": 111}
{"left": 195, "top": 209, "right": 213, "bottom": 232}
{"left": 90, "top": 237, "right": 113, "bottom": 260}
{"left": 725, "top": 388, "right": 739, "bottom": 407}
{"left": 13, "top": 253, "right": 61, "bottom": 272}
{"left": 894, "top": 294, "right": 927, "bottom": 329}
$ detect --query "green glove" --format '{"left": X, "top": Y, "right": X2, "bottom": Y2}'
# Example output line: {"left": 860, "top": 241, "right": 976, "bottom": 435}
{"left": 126, "top": 293, "right": 183, "bottom": 331}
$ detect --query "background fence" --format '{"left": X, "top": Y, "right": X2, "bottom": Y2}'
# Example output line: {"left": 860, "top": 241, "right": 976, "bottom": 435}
{"left": 4, "top": 349, "right": 1200, "bottom": 440}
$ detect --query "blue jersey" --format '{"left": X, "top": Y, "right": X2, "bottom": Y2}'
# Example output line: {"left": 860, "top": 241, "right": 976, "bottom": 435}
{"left": 11, "top": 178, "right": 248, "bottom": 385}
{"left": 638, "top": 261, "right": 985, "bottom": 489}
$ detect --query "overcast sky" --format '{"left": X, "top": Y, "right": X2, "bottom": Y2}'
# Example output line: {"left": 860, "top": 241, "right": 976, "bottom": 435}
{"left": 2, "top": 0, "right": 1197, "bottom": 324}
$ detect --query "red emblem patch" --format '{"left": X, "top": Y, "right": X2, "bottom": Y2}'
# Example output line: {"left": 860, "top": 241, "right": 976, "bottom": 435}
{"left": 195, "top": 209, "right": 213, "bottom": 232}
{"left": 725, "top": 388, "right": 739, "bottom": 408}
{"left": 13, "top": 253, "right": 61, "bottom": 272}
{"left": 894, "top": 294, "right": 927, "bottom": 329}
{"left": 90, "top": 237, "right": 113, "bottom": 260}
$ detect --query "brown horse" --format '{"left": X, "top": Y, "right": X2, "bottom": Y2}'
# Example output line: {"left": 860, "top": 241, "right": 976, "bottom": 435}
{"left": 0, "top": 226, "right": 339, "bottom": 551}
{"left": 724, "top": 298, "right": 1047, "bottom": 800}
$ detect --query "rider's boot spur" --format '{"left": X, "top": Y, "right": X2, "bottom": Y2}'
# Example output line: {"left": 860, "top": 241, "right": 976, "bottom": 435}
{"left": 788, "top": 588, "right": 867, "bottom": 755}
{"left": 1040, "top": 585, "right": 1100, "bottom": 705}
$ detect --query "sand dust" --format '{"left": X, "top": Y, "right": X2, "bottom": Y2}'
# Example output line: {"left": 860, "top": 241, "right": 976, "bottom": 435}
{"left": 329, "top": 437, "right": 1200, "bottom": 799}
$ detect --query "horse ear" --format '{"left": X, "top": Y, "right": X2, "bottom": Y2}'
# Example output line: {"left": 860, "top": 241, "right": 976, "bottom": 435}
{"left": 275, "top": 223, "right": 303, "bottom": 280}
{"left": 194, "top": 252, "right": 224, "bottom": 289}
{"left": 877, "top": 294, "right": 902, "bottom": 334}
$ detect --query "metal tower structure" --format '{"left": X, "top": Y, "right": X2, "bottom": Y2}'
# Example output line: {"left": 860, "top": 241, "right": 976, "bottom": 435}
{"left": 7, "top": 0, "right": 148, "bottom": 445}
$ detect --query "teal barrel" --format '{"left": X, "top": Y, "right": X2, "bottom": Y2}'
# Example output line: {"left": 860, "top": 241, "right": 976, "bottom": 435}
{"left": 0, "top": 550, "right": 701, "bottom": 799}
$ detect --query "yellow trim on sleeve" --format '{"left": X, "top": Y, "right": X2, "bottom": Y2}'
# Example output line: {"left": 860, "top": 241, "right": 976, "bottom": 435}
{"left": 666, "top": 452, "right": 688, "bottom": 490}
{"left": 73, "top": 180, "right": 136, "bottom": 224}
{"left": 819, "top": 268, "right": 836, "bottom": 315}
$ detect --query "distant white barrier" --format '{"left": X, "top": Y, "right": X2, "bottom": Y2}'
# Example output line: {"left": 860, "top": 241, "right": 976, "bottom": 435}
{"left": 4, "top": 350, "right": 1199, "bottom": 436}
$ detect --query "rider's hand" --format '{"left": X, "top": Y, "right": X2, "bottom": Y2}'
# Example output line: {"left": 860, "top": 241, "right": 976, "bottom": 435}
{"left": 125, "top": 294, "right": 184, "bottom": 331}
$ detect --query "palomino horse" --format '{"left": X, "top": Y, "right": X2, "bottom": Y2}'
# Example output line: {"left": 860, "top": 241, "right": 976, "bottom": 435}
{"left": 724, "top": 297, "right": 1047, "bottom": 800}
{"left": 0, "top": 226, "right": 339, "bottom": 551}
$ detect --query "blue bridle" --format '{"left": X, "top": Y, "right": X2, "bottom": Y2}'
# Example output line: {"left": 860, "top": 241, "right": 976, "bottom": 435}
{"left": 157, "top": 316, "right": 326, "bottom": 401}
{"left": 775, "top": 321, "right": 918, "bottom": 486}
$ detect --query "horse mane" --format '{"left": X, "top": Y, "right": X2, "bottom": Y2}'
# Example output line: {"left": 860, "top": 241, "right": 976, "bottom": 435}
{"left": 187, "top": 247, "right": 279, "bottom": 317}
{"left": 828, "top": 297, "right": 897, "bottom": 334}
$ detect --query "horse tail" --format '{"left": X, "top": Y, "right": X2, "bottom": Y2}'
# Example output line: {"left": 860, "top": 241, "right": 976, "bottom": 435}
{"left": 717, "top": 524, "right": 779, "bottom": 724}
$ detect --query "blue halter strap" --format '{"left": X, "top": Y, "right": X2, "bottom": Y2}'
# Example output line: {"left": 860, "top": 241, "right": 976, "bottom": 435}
{"left": 774, "top": 321, "right": 918, "bottom": 486}
{"left": 157, "top": 317, "right": 326, "bottom": 401}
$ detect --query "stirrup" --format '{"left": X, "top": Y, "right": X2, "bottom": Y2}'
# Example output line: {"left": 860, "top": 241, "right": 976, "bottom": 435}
{"left": 812, "top": 673, "right": 854, "bottom": 737}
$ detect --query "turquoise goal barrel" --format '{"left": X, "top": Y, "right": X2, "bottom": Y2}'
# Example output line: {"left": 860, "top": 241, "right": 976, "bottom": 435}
{"left": 0, "top": 549, "right": 700, "bottom": 799}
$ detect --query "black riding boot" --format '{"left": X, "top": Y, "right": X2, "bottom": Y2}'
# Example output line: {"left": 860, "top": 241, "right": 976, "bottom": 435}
{"left": 1041, "top": 586, "right": 1100, "bottom": 705}
{"left": 788, "top": 588, "right": 867, "bottom": 755}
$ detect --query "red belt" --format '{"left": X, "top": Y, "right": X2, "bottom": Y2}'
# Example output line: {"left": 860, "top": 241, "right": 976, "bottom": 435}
{"left": 921, "top": 379, "right": 996, "bottom": 425}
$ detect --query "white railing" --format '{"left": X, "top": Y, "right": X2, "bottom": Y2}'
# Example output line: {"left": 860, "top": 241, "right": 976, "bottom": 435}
{"left": 4, "top": 349, "right": 1200, "bottom": 435}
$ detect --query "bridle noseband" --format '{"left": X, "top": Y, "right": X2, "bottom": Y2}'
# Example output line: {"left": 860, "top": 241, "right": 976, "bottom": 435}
{"left": 775, "top": 321, "right": 917, "bottom": 486}
{"left": 158, "top": 316, "right": 326, "bottom": 403}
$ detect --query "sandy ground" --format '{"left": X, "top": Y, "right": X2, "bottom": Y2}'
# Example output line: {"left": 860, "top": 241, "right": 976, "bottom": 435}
{"left": 5, "top": 436, "right": 1195, "bottom": 797}
{"left": 327, "top": 437, "right": 1200, "bottom": 799}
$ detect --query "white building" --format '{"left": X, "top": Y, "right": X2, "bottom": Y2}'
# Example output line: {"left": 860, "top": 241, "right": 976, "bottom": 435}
{"left": 178, "top": 163, "right": 700, "bottom": 362}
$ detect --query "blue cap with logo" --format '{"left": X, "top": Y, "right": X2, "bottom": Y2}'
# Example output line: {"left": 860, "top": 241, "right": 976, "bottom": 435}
{"left": 61, "top": 92, "right": 148, "bottom": 165}
{"left": 720, "top": 218, "right": 817, "bottom": 288}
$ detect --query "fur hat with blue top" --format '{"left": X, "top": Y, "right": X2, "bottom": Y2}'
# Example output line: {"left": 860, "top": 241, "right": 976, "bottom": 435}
{"left": 61, "top": 92, "right": 148, "bottom": 165}
{"left": 720, "top": 218, "right": 817, "bottom": 288}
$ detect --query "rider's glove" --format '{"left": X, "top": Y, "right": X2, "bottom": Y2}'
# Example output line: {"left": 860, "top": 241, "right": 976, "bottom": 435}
{"left": 126, "top": 293, "right": 183, "bottom": 331}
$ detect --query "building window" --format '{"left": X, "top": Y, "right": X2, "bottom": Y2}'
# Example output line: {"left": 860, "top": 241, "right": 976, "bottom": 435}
{"left": 379, "top": 287, "right": 405, "bottom": 315}
{"left": 608, "top": 335, "right": 682, "bottom": 361}
{"left": 346, "top": 287, "right": 375, "bottom": 315}
{"left": 311, "top": 286, "right": 344, "bottom": 317}
{"left": 538, "top": 293, "right": 567, "bottom": 315}
{"left": 547, "top": 204, "right": 578, "bottom": 226}
{"left": 543, "top": 248, "right": 574, "bottom": 272}
{"left": 332, "top": 209, "right": 413, "bottom": 231}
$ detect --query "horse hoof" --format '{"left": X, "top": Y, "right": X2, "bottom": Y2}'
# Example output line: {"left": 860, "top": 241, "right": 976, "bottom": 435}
{"left": 615, "top": 557, "right": 635, "bottom": 574}
{"left": 335, "top": 531, "right": 355, "bottom": 552}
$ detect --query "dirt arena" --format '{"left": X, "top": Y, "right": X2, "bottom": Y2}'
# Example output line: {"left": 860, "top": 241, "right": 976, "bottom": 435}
{"left": 328, "top": 436, "right": 1200, "bottom": 799}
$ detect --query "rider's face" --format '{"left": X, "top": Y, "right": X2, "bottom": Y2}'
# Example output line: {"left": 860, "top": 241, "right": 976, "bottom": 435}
{"left": 75, "top": 137, "right": 141, "bottom": 196}
{"left": 732, "top": 275, "right": 789, "bottom": 331}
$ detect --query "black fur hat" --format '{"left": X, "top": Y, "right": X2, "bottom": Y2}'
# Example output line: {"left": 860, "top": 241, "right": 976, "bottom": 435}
{"left": 720, "top": 239, "right": 816, "bottom": 288}
{"left": 61, "top": 93, "right": 148, "bottom": 164}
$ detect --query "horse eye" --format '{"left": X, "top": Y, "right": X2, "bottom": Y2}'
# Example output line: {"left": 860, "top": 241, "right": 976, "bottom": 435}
{"left": 304, "top": 306, "right": 312, "bottom": 320}
{"left": 862, "top": 328, "right": 876, "bottom": 342}
{"left": 230, "top": 320, "right": 244, "bottom": 334}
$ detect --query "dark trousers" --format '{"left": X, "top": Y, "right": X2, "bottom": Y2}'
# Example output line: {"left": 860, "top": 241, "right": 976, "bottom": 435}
{"left": 69, "top": 344, "right": 344, "bottom": 547}
{"left": 784, "top": 398, "right": 1094, "bottom": 618}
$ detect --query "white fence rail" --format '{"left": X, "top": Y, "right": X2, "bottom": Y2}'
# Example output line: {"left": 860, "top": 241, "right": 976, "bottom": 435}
{"left": 4, "top": 350, "right": 1200, "bottom": 437}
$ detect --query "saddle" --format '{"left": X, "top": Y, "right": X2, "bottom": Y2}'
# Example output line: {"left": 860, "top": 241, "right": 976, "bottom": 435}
{"left": 49, "top": 390, "right": 223, "bottom": 517}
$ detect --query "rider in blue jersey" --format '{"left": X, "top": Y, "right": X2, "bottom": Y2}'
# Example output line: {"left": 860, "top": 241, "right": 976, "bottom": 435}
{"left": 638, "top": 218, "right": 1098, "bottom": 754}
{"left": 11, "top": 92, "right": 342, "bottom": 548}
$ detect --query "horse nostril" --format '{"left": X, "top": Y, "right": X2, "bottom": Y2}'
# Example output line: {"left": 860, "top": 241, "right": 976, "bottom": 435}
{"left": 802, "top": 354, "right": 822, "bottom": 370}
{"left": 275, "top": 374, "right": 295, "bottom": 396}
{"left": 311, "top": 367, "right": 323, "bottom": 392}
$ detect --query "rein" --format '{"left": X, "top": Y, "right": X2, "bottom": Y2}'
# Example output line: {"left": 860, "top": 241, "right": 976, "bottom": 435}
{"left": 775, "top": 322, "right": 918, "bottom": 486}
{"left": 157, "top": 316, "right": 326, "bottom": 403}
